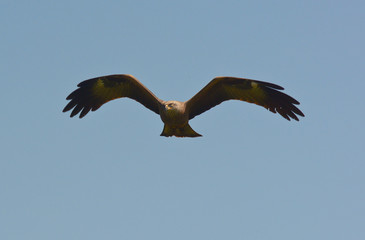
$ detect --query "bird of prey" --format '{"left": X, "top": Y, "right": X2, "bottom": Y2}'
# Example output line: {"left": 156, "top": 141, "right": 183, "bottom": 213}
{"left": 63, "top": 74, "right": 304, "bottom": 137}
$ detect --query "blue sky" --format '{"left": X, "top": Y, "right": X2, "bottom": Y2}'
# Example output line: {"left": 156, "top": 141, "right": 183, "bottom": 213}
{"left": 1, "top": 0, "right": 364, "bottom": 239}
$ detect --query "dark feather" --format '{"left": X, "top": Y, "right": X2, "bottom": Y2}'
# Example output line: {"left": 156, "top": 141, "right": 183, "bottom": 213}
{"left": 63, "top": 74, "right": 161, "bottom": 118}
{"left": 186, "top": 77, "right": 304, "bottom": 121}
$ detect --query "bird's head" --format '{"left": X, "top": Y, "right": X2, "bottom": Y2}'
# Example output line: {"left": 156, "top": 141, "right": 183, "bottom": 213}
{"left": 163, "top": 101, "right": 186, "bottom": 117}
{"left": 164, "top": 101, "right": 178, "bottom": 110}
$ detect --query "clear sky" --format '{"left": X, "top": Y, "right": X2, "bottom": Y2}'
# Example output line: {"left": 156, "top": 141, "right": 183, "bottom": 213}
{"left": 1, "top": 0, "right": 364, "bottom": 239}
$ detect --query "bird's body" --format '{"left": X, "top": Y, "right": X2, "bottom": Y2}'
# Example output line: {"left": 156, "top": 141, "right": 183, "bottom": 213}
{"left": 63, "top": 74, "right": 304, "bottom": 137}
{"left": 159, "top": 101, "right": 187, "bottom": 127}
{"left": 158, "top": 100, "right": 201, "bottom": 137}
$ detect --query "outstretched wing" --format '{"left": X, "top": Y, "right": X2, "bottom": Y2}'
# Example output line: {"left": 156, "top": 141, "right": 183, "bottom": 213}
{"left": 63, "top": 74, "right": 162, "bottom": 118}
{"left": 186, "top": 76, "right": 304, "bottom": 121}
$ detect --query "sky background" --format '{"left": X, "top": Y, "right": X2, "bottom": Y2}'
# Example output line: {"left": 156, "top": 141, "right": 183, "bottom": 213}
{"left": 1, "top": 0, "right": 364, "bottom": 239}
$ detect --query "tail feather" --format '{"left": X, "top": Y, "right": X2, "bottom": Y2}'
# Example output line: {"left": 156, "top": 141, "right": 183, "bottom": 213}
{"left": 160, "top": 124, "right": 202, "bottom": 138}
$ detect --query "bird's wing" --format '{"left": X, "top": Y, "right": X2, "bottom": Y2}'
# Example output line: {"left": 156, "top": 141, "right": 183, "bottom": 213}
{"left": 186, "top": 76, "right": 304, "bottom": 121}
{"left": 63, "top": 74, "right": 162, "bottom": 118}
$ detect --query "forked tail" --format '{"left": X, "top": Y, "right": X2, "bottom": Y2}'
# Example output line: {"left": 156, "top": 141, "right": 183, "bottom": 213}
{"left": 160, "top": 123, "right": 202, "bottom": 137}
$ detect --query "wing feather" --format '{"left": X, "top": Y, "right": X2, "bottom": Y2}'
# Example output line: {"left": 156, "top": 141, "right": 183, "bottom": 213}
{"left": 63, "top": 74, "right": 162, "bottom": 118}
{"left": 186, "top": 76, "right": 304, "bottom": 121}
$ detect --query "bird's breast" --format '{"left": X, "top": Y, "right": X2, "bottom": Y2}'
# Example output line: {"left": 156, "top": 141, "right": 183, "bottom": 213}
{"left": 159, "top": 105, "right": 188, "bottom": 127}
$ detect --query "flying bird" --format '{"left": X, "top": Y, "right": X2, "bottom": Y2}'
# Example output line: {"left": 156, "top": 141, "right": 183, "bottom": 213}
{"left": 63, "top": 74, "right": 304, "bottom": 137}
